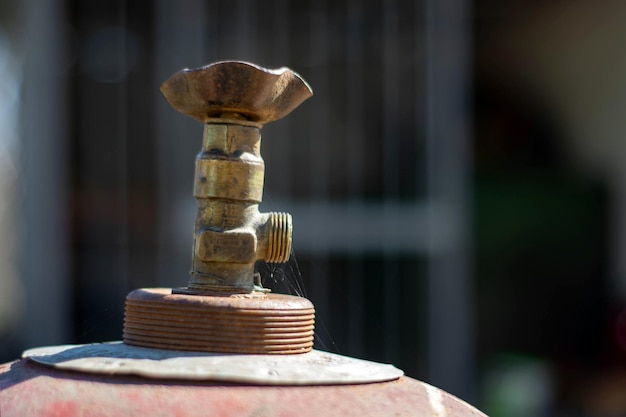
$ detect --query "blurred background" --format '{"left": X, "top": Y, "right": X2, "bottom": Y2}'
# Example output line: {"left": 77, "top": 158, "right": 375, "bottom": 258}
{"left": 1, "top": 0, "right": 625, "bottom": 415}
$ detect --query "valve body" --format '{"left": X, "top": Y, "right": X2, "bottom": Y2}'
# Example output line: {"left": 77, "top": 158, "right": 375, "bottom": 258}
{"left": 187, "top": 121, "right": 291, "bottom": 293}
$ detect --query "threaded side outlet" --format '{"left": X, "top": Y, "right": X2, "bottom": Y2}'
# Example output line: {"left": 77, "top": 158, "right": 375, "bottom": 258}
{"left": 266, "top": 212, "right": 292, "bottom": 263}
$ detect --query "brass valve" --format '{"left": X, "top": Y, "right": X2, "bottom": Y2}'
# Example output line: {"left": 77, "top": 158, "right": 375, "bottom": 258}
{"left": 122, "top": 61, "right": 315, "bottom": 355}
{"left": 160, "top": 61, "right": 313, "bottom": 293}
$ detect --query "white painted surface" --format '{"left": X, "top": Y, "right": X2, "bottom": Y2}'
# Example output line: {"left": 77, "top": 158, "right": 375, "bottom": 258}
{"left": 23, "top": 341, "right": 403, "bottom": 385}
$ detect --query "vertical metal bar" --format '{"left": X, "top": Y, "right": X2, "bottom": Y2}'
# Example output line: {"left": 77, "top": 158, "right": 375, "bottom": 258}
{"left": 425, "top": 0, "right": 474, "bottom": 400}
{"left": 155, "top": 0, "right": 207, "bottom": 287}
{"left": 382, "top": 0, "right": 400, "bottom": 363}
{"left": 236, "top": 0, "right": 256, "bottom": 61}
{"left": 116, "top": 0, "right": 130, "bottom": 294}
{"left": 346, "top": 0, "right": 365, "bottom": 202}
{"left": 0, "top": 21, "right": 21, "bottom": 354}
{"left": 346, "top": 0, "right": 365, "bottom": 357}
{"left": 309, "top": 0, "right": 329, "bottom": 201}
{"left": 18, "top": 0, "right": 70, "bottom": 346}
{"left": 272, "top": 0, "right": 290, "bottom": 63}
{"left": 268, "top": 0, "right": 292, "bottom": 198}
{"left": 309, "top": 0, "right": 332, "bottom": 349}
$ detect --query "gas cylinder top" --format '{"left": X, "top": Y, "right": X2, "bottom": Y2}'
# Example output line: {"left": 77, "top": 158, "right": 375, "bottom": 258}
{"left": 0, "top": 61, "right": 487, "bottom": 417}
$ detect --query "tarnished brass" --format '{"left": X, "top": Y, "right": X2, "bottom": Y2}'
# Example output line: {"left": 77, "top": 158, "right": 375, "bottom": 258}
{"left": 123, "top": 61, "right": 314, "bottom": 354}
{"left": 160, "top": 61, "right": 313, "bottom": 294}
{"left": 159, "top": 61, "right": 313, "bottom": 124}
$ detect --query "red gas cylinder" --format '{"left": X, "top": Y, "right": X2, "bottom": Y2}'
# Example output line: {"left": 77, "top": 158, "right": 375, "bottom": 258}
{"left": 0, "top": 61, "right": 486, "bottom": 417}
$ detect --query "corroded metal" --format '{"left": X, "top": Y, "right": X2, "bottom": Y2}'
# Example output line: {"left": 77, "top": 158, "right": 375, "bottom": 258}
{"left": 159, "top": 61, "right": 313, "bottom": 124}
{"left": 0, "top": 360, "right": 487, "bottom": 417}
{"left": 124, "top": 289, "right": 315, "bottom": 354}
{"left": 123, "top": 61, "right": 315, "bottom": 354}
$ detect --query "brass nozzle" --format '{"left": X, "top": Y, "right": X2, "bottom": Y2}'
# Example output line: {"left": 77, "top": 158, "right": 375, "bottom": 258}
{"left": 160, "top": 61, "right": 312, "bottom": 294}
